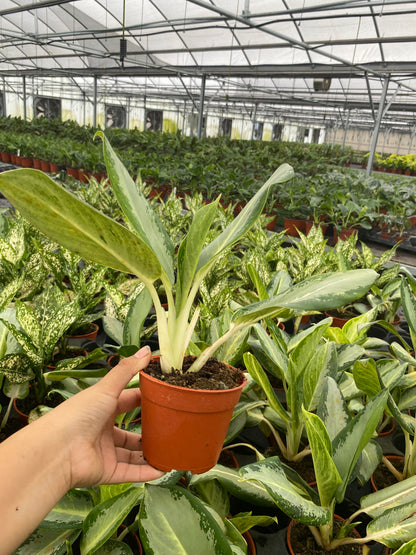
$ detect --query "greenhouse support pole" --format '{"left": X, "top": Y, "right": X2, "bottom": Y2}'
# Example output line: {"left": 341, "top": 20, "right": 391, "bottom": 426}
{"left": 408, "top": 126, "right": 416, "bottom": 154}
{"left": 197, "top": 75, "right": 206, "bottom": 139}
{"left": 2, "top": 78, "right": 6, "bottom": 117}
{"left": 251, "top": 104, "right": 258, "bottom": 140}
{"left": 93, "top": 76, "right": 98, "bottom": 128}
{"left": 22, "top": 76, "right": 27, "bottom": 121}
{"left": 341, "top": 110, "right": 350, "bottom": 151}
{"left": 366, "top": 76, "right": 390, "bottom": 177}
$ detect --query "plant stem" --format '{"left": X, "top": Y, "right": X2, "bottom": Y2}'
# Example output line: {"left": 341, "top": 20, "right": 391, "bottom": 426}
{"left": 382, "top": 454, "right": 404, "bottom": 482}
{"left": 188, "top": 321, "right": 248, "bottom": 373}
{"left": 0, "top": 397, "right": 14, "bottom": 430}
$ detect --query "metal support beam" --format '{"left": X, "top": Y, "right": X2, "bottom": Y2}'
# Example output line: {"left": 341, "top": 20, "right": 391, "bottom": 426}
{"left": 197, "top": 74, "right": 206, "bottom": 139}
{"left": 22, "top": 75, "right": 27, "bottom": 120}
{"left": 408, "top": 126, "right": 416, "bottom": 154}
{"left": 366, "top": 76, "right": 390, "bottom": 177}
{"left": 251, "top": 103, "right": 258, "bottom": 140}
{"left": 2, "top": 78, "right": 6, "bottom": 117}
{"left": 341, "top": 109, "right": 350, "bottom": 151}
{"left": 93, "top": 75, "right": 98, "bottom": 127}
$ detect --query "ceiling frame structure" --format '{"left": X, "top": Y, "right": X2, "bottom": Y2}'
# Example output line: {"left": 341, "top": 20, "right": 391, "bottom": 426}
{"left": 1, "top": 0, "right": 416, "bottom": 139}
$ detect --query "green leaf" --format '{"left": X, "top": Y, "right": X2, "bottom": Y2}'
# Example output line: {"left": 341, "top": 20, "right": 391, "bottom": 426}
{"left": 304, "top": 342, "right": 337, "bottom": 412}
{"left": 302, "top": 408, "right": 342, "bottom": 508}
{"left": 229, "top": 513, "right": 277, "bottom": 534}
{"left": 233, "top": 270, "right": 378, "bottom": 325}
{"left": 15, "top": 300, "right": 42, "bottom": 348}
{"left": 252, "top": 323, "right": 289, "bottom": 381}
{"left": 243, "top": 352, "right": 290, "bottom": 423}
{"left": 289, "top": 318, "right": 332, "bottom": 381}
{"left": 14, "top": 529, "right": 80, "bottom": 554}
{"left": 355, "top": 441, "right": 383, "bottom": 486}
{"left": 401, "top": 277, "right": 416, "bottom": 338}
{"left": 0, "top": 353, "right": 34, "bottom": 383}
{"left": 176, "top": 200, "right": 219, "bottom": 311}
{"left": 352, "top": 359, "right": 382, "bottom": 397}
{"left": 80, "top": 486, "right": 143, "bottom": 554}
{"left": 94, "top": 539, "right": 133, "bottom": 554}
{"left": 98, "top": 131, "right": 174, "bottom": 284}
{"left": 123, "top": 287, "right": 153, "bottom": 347}
{"left": 317, "top": 376, "right": 349, "bottom": 442}
{"left": 189, "top": 465, "right": 276, "bottom": 508}
{"left": 102, "top": 316, "right": 124, "bottom": 346}
{"left": 139, "top": 484, "right": 233, "bottom": 555}
{"left": 361, "top": 474, "right": 416, "bottom": 519}
{"left": 367, "top": 501, "right": 416, "bottom": 549}
{"left": 40, "top": 490, "right": 94, "bottom": 529}
{"left": 390, "top": 538, "right": 416, "bottom": 554}
{"left": 239, "top": 457, "right": 330, "bottom": 525}
{"left": 198, "top": 164, "right": 294, "bottom": 274}
{"left": 190, "top": 479, "right": 230, "bottom": 520}
{"left": 332, "top": 389, "right": 389, "bottom": 502}
{"left": 0, "top": 168, "right": 161, "bottom": 283}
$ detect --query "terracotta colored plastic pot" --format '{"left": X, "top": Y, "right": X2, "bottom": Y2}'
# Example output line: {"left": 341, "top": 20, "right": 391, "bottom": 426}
{"left": 20, "top": 157, "right": 33, "bottom": 168}
{"left": 0, "top": 151, "right": 11, "bottom": 163}
{"left": 333, "top": 227, "right": 358, "bottom": 243}
{"left": 33, "top": 159, "right": 42, "bottom": 169}
{"left": 139, "top": 365, "right": 246, "bottom": 474}
{"left": 40, "top": 160, "right": 51, "bottom": 172}
{"left": 66, "top": 167, "right": 79, "bottom": 179}
{"left": 65, "top": 322, "right": 99, "bottom": 346}
{"left": 283, "top": 217, "right": 306, "bottom": 237}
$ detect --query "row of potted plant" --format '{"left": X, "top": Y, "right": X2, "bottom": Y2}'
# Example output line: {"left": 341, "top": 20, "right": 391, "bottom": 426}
{"left": 0, "top": 136, "right": 415, "bottom": 552}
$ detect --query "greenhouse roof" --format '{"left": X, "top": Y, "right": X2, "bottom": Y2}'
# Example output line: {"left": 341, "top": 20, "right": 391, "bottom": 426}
{"left": 2, "top": 0, "right": 416, "bottom": 117}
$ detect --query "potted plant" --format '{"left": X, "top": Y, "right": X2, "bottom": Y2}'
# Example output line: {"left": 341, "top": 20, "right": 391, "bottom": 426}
{"left": 238, "top": 378, "right": 416, "bottom": 553}
{"left": 0, "top": 134, "right": 378, "bottom": 473}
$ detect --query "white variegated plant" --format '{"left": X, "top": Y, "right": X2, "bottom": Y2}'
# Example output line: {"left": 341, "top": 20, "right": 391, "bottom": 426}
{"left": 236, "top": 379, "right": 416, "bottom": 551}
{"left": 0, "top": 134, "right": 379, "bottom": 376}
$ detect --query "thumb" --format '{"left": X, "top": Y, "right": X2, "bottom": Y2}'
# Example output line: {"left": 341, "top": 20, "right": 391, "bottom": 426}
{"left": 99, "top": 345, "right": 152, "bottom": 395}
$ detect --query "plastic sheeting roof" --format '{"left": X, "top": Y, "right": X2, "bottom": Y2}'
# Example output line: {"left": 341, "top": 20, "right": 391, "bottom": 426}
{"left": 2, "top": 1, "right": 416, "bottom": 117}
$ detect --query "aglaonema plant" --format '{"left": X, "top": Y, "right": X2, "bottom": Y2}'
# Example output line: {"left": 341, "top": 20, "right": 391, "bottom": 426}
{"left": 238, "top": 377, "right": 416, "bottom": 551}
{"left": 0, "top": 133, "right": 379, "bottom": 376}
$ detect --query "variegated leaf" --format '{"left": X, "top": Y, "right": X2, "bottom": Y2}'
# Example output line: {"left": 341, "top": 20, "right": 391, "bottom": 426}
{"left": 40, "top": 490, "right": 93, "bottom": 529}
{"left": 0, "top": 168, "right": 162, "bottom": 283}
{"left": 239, "top": 457, "right": 330, "bottom": 525}
{"left": 139, "top": 484, "right": 233, "bottom": 555}
{"left": 367, "top": 501, "right": 416, "bottom": 549}
{"left": 14, "top": 529, "right": 80, "bottom": 555}
{"left": 80, "top": 486, "right": 143, "bottom": 554}
{"left": 0, "top": 353, "right": 34, "bottom": 383}
{"left": 303, "top": 408, "right": 342, "bottom": 508}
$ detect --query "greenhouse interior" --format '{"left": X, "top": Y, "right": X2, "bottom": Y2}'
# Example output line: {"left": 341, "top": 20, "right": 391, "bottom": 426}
{"left": 2, "top": 1, "right": 416, "bottom": 554}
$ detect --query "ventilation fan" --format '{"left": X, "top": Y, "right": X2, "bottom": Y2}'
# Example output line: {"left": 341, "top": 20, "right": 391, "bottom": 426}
{"left": 220, "top": 118, "right": 232, "bottom": 137}
{"left": 145, "top": 110, "right": 163, "bottom": 131}
{"left": 313, "top": 78, "right": 331, "bottom": 92}
{"left": 105, "top": 105, "right": 126, "bottom": 128}
{"left": 33, "top": 96, "right": 61, "bottom": 119}
{"left": 253, "top": 121, "right": 263, "bottom": 140}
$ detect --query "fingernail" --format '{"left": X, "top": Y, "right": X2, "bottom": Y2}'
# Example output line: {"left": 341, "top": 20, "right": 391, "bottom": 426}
{"left": 134, "top": 345, "right": 151, "bottom": 359}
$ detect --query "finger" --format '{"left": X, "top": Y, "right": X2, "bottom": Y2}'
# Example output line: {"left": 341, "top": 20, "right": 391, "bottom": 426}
{"left": 98, "top": 346, "right": 151, "bottom": 396}
{"left": 115, "top": 446, "right": 145, "bottom": 464}
{"left": 107, "top": 461, "right": 165, "bottom": 484}
{"left": 113, "top": 428, "right": 141, "bottom": 451}
{"left": 117, "top": 388, "right": 142, "bottom": 414}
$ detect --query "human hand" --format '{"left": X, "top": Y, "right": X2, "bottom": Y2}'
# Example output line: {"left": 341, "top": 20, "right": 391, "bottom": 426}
{"left": 44, "top": 344, "right": 165, "bottom": 489}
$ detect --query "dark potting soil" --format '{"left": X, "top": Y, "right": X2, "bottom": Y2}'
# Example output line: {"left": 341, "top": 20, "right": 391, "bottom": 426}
{"left": 144, "top": 356, "right": 245, "bottom": 390}
{"left": 372, "top": 457, "right": 404, "bottom": 490}
{"left": 289, "top": 520, "right": 363, "bottom": 554}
